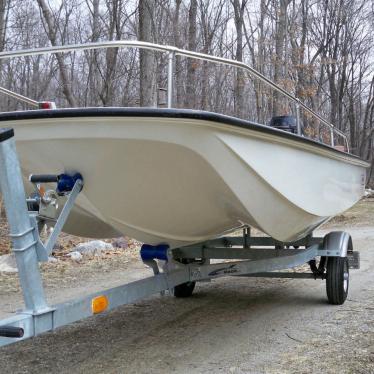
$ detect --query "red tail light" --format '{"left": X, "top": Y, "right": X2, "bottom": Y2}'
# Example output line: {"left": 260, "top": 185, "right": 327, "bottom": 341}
{"left": 38, "top": 101, "right": 56, "bottom": 109}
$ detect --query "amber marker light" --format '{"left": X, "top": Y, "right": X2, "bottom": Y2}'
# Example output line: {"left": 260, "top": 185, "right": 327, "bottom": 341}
{"left": 92, "top": 295, "right": 109, "bottom": 314}
{"left": 38, "top": 185, "right": 45, "bottom": 197}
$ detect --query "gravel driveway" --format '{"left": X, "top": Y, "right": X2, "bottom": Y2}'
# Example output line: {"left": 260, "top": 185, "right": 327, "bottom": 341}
{"left": 0, "top": 201, "right": 373, "bottom": 374}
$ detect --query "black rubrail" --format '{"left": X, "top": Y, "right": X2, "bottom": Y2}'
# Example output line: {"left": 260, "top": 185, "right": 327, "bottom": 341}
{"left": 0, "top": 108, "right": 362, "bottom": 161}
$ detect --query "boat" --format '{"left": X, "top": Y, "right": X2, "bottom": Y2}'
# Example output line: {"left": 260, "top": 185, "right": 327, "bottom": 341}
{"left": 0, "top": 41, "right": 370, "bottom": 345}
{"left": 0, "top": 106, "right": 368, "bottom": 249}
{"left": 0, "top": 41, "right": 369, "bottom": 249}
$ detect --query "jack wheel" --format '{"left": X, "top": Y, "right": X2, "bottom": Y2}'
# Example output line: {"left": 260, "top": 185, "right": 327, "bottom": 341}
{"left": 326, "top": 257, "right": 349, "bottom": 305}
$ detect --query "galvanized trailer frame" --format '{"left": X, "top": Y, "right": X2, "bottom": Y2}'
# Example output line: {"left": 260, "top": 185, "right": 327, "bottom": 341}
{"left": 0, "top": 128, "right": 358, "bottom": 347}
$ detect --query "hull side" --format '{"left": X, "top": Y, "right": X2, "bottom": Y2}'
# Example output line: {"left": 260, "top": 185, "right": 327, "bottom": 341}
{"left": 3, "top": 113, "right": 367, "bottom": 248}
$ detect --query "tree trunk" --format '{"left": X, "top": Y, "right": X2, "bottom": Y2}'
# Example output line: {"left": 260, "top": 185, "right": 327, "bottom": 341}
{"left": 272, "top": 0, "right": 290, "bottom": 115}
{"left": 0, "top": 0, "right": 8, "bottom": 52}
{"left": 256, "top": 0, "right": 267, "bottom": 123}
{"left": 100, "top": 0, "right": 122, "bottom": 105}
{"left": 139, "top": 0, "right": 156, "bottom": 107}
{"left": 87, "top": 0, "right": 100, "bottom": 106}
{"left": 37, "top": 0, "right": 77, "bottom": 107}
{"left": 232, "top": 0, "right": 247, "bottom": 118}
{"left": 185, "top": 0, "right": 197, "bottom": 108}
{"left": 172, "top": 0, "right": 183, "bottom": 107}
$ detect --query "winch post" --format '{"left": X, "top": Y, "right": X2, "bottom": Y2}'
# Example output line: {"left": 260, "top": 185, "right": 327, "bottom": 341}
{"left": 0, "top": 128, "right": 48, "bottom": 312}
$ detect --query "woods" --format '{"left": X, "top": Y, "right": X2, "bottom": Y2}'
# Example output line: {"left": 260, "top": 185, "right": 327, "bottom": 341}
{"left": 0, "top": 0, "right": 372, "bottom": 184}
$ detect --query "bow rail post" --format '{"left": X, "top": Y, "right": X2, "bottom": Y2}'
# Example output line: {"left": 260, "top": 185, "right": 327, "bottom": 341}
{"left": 167, "top": 51, "right": 175, "bottom": 108}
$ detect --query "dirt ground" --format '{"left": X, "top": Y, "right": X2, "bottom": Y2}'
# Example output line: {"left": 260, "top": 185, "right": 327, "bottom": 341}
{"left": 0, "top": 199, "right": 373, "bottom": 373}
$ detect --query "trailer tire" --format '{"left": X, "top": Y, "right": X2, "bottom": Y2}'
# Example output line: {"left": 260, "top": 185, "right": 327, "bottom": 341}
{"left": 326, "top": 257, "right": 349, "bottom": 305}
{"left": 173, "top": 281, "right": 196, "bottom": 298}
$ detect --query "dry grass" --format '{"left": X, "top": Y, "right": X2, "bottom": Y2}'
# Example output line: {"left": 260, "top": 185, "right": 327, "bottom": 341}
{"left": 327, "top": 197, "right": 374, "bottom": 227}
{"left": 0, "top": 245, "right": 142, "bottom": 295}
{"left": 0, "top": 216, "right": 10, "bottom": 256}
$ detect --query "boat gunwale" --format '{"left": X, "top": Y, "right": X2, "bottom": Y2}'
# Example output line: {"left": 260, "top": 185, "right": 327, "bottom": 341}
{"left": 0, "top": 107, "right": 369, "bottom": 167}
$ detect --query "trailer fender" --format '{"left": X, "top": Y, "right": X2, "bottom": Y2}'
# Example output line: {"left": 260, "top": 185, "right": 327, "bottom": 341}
{"left": 322, "top": 231, "right": 353, "bottom": 257}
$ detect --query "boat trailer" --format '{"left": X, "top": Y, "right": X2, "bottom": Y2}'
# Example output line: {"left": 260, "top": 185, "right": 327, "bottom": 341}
{"left": 0, "top": 128, "right": 360, "bottom": 347}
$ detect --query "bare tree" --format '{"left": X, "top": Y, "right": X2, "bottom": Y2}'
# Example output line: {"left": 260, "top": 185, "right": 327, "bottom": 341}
{"left": 272, "top": 0, "right": 291, "bottom": 115}
{"left": 231, "top": 0, "right": 247, "bottom": 118}
{"left": 185, "top": 0, "right": 197, "bottom": 108}
{"left": 171, "top": 0, "right": 183, "bottom": 106}
{"left": 199, "top": 0, "right": 225, "bottom": 110}
{"left": 36, "top": 0, "right": 77, "bottom": 107}
{"left": 84, "top": 0, "right": 101, "bottom": 106}
{"left": 138, "top": 0, "right": 156, "bottom": 106}
{"left": 0, "top": 0, "right": 9, "bottom": 52}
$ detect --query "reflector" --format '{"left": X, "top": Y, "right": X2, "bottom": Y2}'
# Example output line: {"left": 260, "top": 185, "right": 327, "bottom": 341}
{"left": 92, "top": 295, "right": 109, "bottom": 314}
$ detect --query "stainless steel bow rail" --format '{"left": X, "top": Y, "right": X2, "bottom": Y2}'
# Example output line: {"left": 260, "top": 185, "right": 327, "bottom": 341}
{"left": 0, "top": 40, "right": 349, "bottom": 151}
{"left": 0, "top": 127, "right": 359, "bottom": 347}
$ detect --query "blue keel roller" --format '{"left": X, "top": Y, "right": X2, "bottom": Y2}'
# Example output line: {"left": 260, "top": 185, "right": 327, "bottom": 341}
{"left": 140, "top": 244, "right": 169, "bottom": 262}
{"left": 57, "top": 173, "right": 83, "bottom": 194}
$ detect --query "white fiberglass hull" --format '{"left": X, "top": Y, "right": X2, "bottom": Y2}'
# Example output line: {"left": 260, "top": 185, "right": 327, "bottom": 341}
{"left": 0, "top": 108, "right": 368, "bottom": 248}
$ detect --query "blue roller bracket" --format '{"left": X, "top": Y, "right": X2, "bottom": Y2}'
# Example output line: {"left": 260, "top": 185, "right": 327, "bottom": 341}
{"left": 140, "top": 244, "right": 169, "bottom": 262}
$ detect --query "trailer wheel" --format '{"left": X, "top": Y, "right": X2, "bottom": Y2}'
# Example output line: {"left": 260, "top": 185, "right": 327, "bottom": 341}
{"left": 173, "top": 281, "right": 196, "bottom": 298}
{"left": 326, "top": 257, "right": 349, "bottom": 305}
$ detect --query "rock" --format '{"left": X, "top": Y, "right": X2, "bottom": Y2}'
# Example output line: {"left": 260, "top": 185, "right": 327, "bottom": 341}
{"left": 73, "top": 240, "right": 114, "bottom": 256}
{"left": 112, "top": 237, "right": 128, "bottom": 249}
{"left": 365, "top": 189, "right": 374, "bottom": 198}
{"left": 0, "top": 254, "right": 18, "bottom": 273}
{"left": 68, "top": 251, "right": 83, "bottom": 261}
{"left": 53, "top": 242, "right": 64, "bottom": 251}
